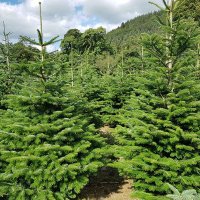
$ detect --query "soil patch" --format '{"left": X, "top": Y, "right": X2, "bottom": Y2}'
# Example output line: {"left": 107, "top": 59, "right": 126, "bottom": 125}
{"left": 78, "top": 167, "right": 133, "bottom": 200}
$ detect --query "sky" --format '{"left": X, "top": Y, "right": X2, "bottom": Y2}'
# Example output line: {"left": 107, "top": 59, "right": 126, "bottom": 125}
{"left": 0, "top": 0, "right": 160, "bottom": 51}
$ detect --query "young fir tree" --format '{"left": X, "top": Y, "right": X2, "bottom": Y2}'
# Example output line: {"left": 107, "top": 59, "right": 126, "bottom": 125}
{"left": 0, "top": 2, "right": 107, "bottom": 199}
{"left": 111, "top": 0, "right": 200, "bottom": 199}
{"left": 0, "top": 22, "right": 13, "bottom": 102}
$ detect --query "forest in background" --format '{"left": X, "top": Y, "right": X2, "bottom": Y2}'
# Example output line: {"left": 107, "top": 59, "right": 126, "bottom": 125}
{"left": 0, "top": 0, "right": 200, "bottom": 199}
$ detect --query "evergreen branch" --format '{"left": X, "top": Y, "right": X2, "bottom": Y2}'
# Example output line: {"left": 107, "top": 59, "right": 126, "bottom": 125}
{"left": 167, "top": 183, "right": 181, "bottom": 196}
{"left": 37, "top": 29, "right": 43, "bottom": 45}
{"left": 156, "top": 15, "right": 166, "bottom": 26}
{"left": 20, "top": 36, "right": 40, "bottom": 46}
{"left": 162, "top": 0, "right": 170, "bottom": 10}
{"left": 173, "top": 0, "right": 184, "bottom": 11}
{"left": 43, "top": 36, "right": 61, "bottom": 46}
{"left": 149, "top": 1, "right": 165, "bottom": 11}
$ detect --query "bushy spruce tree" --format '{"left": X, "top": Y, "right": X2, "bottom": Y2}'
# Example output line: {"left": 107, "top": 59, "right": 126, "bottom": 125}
{"left": 111, "top": 1, "right": 200, "bottom": 199}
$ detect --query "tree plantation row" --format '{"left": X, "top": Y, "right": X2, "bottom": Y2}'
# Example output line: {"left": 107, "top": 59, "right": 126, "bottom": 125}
{"left": 0, "top": 0, "right": 200, "bottom": 200}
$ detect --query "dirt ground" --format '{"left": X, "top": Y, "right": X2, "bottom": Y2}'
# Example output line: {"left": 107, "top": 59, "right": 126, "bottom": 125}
{"left": 78, "top": 167, "right": 133, "bottom": 200}
{"left": 77, "top": 126, "right": 134, "bottom": 200}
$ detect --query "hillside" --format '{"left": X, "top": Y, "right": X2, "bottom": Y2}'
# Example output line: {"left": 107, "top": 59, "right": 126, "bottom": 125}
{"left": 106, "top": 11, "right": 164, "bottom": 48}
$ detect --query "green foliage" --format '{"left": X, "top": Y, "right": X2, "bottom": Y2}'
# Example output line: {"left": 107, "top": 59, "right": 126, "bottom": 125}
{"left": 9, "top": 42, "right": 39, "bottom": 63}
{"left": 110, "top": 1, "right": 200, "bottom": 199}
{"left": 0, "top": 88, "right": 106, "bottom": 199}
{"left": 111, "top": 75, "right": 200, "bottom": 196}
{"left": 60, "top": 29, "right": 82, "bottom": 54}
{"left": 21, "top": 30, "right": 60, "bottom": 48}
{"left": 1, "top": 1, "right": 200, "bottom": 199}
{"left": 61, "top": 27, "right": 113, "bottom": 55}
{"left": 175, "top": 0, "right": 200, "bottom": 23}
{"left": 0, "top": 26, "right": 107, "bottom": 200}
{"left": 82, "top": 73, "right": 135, "bottom": 126}
{"left": 106, "top": 11, "right": 164, "bottom": 50}
{"left": 132, "top": 191, "right": 170, "bottom": 200}
{"left": 81, "top": 27, "right": 112, "bottom": 54}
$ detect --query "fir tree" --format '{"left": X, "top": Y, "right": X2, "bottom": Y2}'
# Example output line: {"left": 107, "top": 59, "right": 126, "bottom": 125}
{"left": 111, "top": 1, "right": 200, "bottom": 199}
{"left": 0, "top": 22, "right": 13, "bottom": 101}
{"left": 0, "top": 2, "right": 107, "bottom": 199}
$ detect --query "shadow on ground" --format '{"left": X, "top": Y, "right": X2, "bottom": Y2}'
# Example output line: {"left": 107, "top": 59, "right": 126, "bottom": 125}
{"left": 77, "top": 167, "right": 132, "bottom": 200}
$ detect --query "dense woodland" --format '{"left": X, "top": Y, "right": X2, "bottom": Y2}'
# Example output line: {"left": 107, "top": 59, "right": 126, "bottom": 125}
{"left": 0, "top": 0, "right": 200, "bottom": 199}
